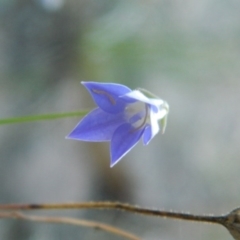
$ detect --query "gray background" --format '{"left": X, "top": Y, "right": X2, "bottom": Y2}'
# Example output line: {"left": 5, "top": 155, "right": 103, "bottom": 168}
{"left": 0, "top": 0, "right": 240, "bottom": 239}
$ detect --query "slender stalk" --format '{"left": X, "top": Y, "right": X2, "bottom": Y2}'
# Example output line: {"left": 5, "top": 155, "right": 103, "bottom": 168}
{"left": 0, "top": 110, "right": 88, "bottom": 125}
{"left": 0, "top": 201, "right": 224, "bottom": 225}
{"left": 0, "top": 211, "right": 140, "bottom": 240}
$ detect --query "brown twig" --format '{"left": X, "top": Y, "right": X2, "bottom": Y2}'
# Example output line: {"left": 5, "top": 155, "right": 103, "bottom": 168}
{"left": 0, "top": 201, "right": 224, "bottom": 224}
{"left": 2, "top": 202, "right": 240, "bottom": 239}
{"left": 0, "top": 211, "right": 140, "bottom": 240}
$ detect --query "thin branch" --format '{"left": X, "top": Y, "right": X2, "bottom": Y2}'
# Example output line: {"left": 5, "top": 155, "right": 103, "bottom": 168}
{"left": 0, "top": 211, "right": 140, "bottom": 240}
{"left": 3, "top": 202, "right": 240, "bottom": 239}
{"left": 0, "top": 201, "right": 225, "bottom": 225}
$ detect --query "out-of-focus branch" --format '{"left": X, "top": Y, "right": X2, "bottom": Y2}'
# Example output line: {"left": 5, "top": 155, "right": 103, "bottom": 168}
{"left": 0, "top": 211, "right": 140, "bottom": 240}
{"left": 0, "top": 201, "right": 223, "bottom": 223}
{"left": 1, "top": 201, "right": 240, "bottom": 239}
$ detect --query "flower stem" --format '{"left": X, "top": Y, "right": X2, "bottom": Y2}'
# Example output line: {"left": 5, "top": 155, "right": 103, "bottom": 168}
{"left": 0, "top": 110, "right": 89, "bottom": 125}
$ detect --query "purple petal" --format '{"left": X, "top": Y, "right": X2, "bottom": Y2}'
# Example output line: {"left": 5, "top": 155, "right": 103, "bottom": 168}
{"left": 142, "top": 110, "right": 160, "bottom": 145}
{"left": 128, "top": 112, "right": 143, "bottom": 124}
{"left": 110, "top": 123, "right": 144, "bottom": 167}
{"left": 143, "top": 124, "right": 152, "bottom": 145}
{"left": 66, "top": 108, "right": 126, "bottom": 142}
{"left": 82, "top": 81, "right": 131, "bottom": 114}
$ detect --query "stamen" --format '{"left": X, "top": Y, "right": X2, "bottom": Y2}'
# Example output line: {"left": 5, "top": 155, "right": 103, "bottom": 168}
{"left": 92, "top": 89, "right": 116, "bottom": 105}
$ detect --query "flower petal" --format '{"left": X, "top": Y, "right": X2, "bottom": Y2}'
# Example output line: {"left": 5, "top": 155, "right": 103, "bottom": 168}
{"left": 149, "top": 109, "right": 160, "bottom": 139}
{"left": 110, "top": 123, "right": 144, "bottom": 167}
{"left": 82, "top": 81, "right": 131, "bottom": 114}
{"left": 66, "top": 108, "right": 125, "bottom": 141}
{"left": 142, "top": 124, "right": 152, "bottom": 145}
{"left": 121, "top": 90, "right": 164, "bottom": 112}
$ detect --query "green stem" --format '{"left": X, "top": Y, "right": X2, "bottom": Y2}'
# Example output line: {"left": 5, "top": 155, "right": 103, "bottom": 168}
{"left": 0, "top": 110, "right": 89, "bottom": 125}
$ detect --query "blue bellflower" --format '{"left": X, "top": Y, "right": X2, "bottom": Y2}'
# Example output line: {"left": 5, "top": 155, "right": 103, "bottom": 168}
{"left": 67, "top": 82, "right": 169, "bottom": 167}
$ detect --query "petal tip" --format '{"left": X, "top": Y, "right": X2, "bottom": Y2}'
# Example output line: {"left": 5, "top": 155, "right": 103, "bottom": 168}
{"left": 81, "top": 81, "right": 88, "bottom": 86}
{"left": 65, "top": 134, "right": 75, "bottom": 140}
{"left": 110, "top": 157, "right": 121, "bottom": 168}
{"left": 65, "top": 133, "right": 77, "bottom": 140}
{"left": 110, "top": 162, "right": 115, "bottom": 168}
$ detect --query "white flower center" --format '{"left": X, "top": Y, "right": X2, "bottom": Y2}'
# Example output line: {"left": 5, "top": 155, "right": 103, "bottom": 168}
{"left": 125, "top": 101, "right": 149, "bottom": 130}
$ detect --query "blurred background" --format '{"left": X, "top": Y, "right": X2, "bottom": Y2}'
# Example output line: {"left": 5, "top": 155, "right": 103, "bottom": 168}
{"left": 0, "top": 0, "right": 240, "bottom": 239}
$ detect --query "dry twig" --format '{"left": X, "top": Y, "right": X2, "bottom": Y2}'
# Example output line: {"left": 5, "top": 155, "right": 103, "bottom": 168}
{"left": 1, "top": 201, "right": 240, "bottom": 239}
{"left": 0, "top": 211, "right": 140, "bottom": 240}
